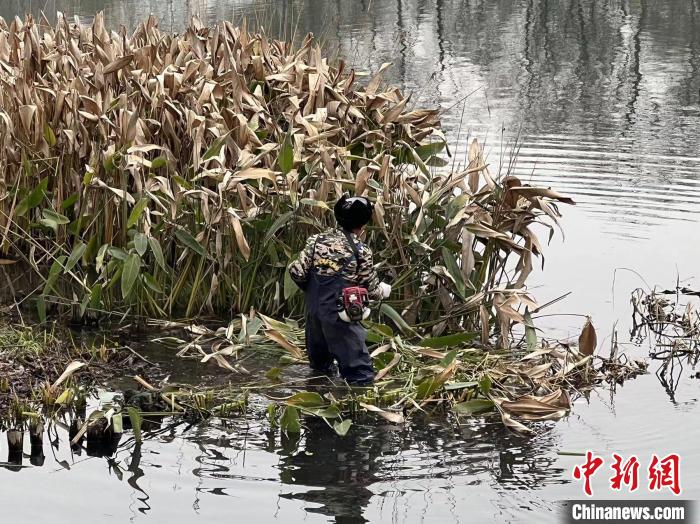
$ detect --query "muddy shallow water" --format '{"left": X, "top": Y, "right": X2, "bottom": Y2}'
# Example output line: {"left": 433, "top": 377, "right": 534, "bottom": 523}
{"left": 2, "top": 1, "right": 700, "bottom": 522}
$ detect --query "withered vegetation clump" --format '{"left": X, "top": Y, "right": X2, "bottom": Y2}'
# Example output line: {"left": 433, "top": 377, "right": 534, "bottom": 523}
{"left": 1, "top": 13, "right": 569, "bottom": 337}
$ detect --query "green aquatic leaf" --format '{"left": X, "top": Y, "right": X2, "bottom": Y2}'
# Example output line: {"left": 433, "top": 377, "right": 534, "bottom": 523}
{"left": 239, "top": 317, "right": 264, "bottom": 343}
{"left": 364, "top": 322, "right": 394, "bottom": 339}
{"left": 127, "top": 407, "right": 142, "bottom": 443}
{"left": 333, "top": 419, "right": 352, "bottom": 437}
{"left": 299, "top": 405, "right": 341, "bottom": 419}
{"left": 280, "top": 405, "right": 300, "bottom": 434}
{"left": 172, "top": 175, "right": 191, "bottom": 190}
{"left": 95, "top": 244, "right": 110, "bottom": 272}
{"left": 524, "top": 310, "right": 538, "bottom": 350}
{"left": 103, "top": 154, "right": 117, "bottom": 173}
{"left": 37, "top": 218, "right": 58, "bottom": 233}
{"left": 127, "top": 198, "right": 149, "bottom": 228}
{"left": 61, "top": 193, "right": 79, "bottom": 210}
{"left": 284, "top": 268, "right": 299, "bottom": 300}
{"left": 143, "top": 273, "right": 162, "bottom": 293}
{"left": 202, "top": 133, "right": 229, "bottom": 161}
{"left": 121, "top": 253, "right": 141, "bottom": 299}
{"left": 379, "top": 303, "right": 413, "bottom": 335}
{"left": 89, "top": 283, "right": 102, "bottom": 310}
{"left": 38, "top": 209, "right": 70, "bottom": 234}
{"left": 134, "top": 232, "right": 148, "bottom": 256}
{"left": 286, "top": 392, "right": 325, "bottom": 408}
{"left": 36, "top": 295, "right": 46, "bottom": 324}
{"left": 414, "top": 140, "right": 446, "bottom": 160}
{"left": 417, "top": 332, "right": 477, "bottom": 348}
{"left": 444, "top": 381, "right": 479, "bottom": 391}
{"left": 83, "top": 235, "right": 98, "bottom": 265}
{"left": 175, "top": 229, "right": 206, "bottom": 257}
{"left": 445, "top": 194, "right": 470, "bottom": 221}
{"left": 400, "top": 141, "right": 430, "bottom": 177}
{"left": 264, "top": 211, "right": 294, "bottom": 243}
{"left": 64, "top": 241, "right": 86, "bottom": 273}
{"left": 441, "top": 246, "right": 466, "bottom": 298}
{"left": 415, "top": 375, "right": 444, "bottom": 399}
{"left": 478, "top": 374, "right": 492, "bottom": 395}
{"left": 16, "top": 178, "right": 48, "bottom": 217}
{"left": 108, "top": 246, "right": 128, "bottom": 262}
{"left": 278, "top": 135, "right": 294, "bottom": 174}
{"left": 151, "top": 156, "right": 167, "bottom": 169}
{"left": 453, "top": 399, "right": 494, "bottom": 416}
{"left": 267, "top": 404, "right": 279, "bottom": 428}
{"left": 43, "top": 255, "right": 67, "bottom": 294}
{"left": 367, "top": 179, "right": 383, "bottom": 192}
{"left": 79, "top": 292, "right": 90, "bottom": 317}
{"left": 365, "top": 331, "right": 384, "bottom": 344}
{"left": 441, "top": 349, "right": 458, "bottom": 367}
{"left": 373, "top": 351, "right": 396, "bottom": 369}
{"left": 43, "top": 123, "right": 57, "bottom": 147}
{"left": 148, "top": 236, "right": 166, "bottom": 271}
{"left": 43, "top": 209, "right": 70, "bottom": 224}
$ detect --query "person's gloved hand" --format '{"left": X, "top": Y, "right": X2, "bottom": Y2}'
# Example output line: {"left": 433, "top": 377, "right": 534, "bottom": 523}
{"left": 378, "top": 282, "right": 392, "bottom": 299}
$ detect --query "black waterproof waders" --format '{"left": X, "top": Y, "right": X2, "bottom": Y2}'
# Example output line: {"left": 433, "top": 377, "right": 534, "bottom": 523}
{"left": 304, "top": 267, "right": 375, "bottom": 385}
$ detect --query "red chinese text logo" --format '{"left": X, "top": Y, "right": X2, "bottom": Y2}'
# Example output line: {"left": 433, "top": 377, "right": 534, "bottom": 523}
{"left": 572, "top": 452, "right": 681, "bottom": 496}
{"left": 573, "top": 451, "right": 604, "bottom": 496}
{"left": 648, "top": 454, "right": 681, "bottom": 495}
{"left": 610, "top": 453, "right": 640, "bottom": 492}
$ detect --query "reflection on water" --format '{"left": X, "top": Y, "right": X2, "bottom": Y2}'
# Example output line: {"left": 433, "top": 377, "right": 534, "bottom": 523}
{"left": 1, "top": 0, "right": 700, "bottom": 522}
{"left": 1, "top": 366, "right": 698, "bottom": 523}
{"left": 1, "top": 409, "right": 572, "bottom": 524}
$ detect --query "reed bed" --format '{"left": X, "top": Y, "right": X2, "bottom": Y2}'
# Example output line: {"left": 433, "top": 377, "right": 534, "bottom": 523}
{"left": 0, "top": 13, "right": 572, "bottom": 344}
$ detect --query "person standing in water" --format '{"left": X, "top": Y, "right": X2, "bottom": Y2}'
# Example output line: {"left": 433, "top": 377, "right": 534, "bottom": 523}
{"left": 288, "top": 195, "right": 391, "bottom": 385}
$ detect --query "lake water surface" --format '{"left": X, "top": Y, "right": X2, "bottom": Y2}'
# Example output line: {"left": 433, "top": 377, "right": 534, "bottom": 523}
{"left": 1, "top": 1, "right": 699, "bottom": 523}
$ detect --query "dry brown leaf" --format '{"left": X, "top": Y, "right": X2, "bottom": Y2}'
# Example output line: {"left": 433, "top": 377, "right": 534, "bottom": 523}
{"left": 480, "top": 304, "right": 490, "bottom": 344}
{"left": 103, "top": 54, "right": 134, "bottom": 74}
{"left": 234, "top": 168, "right": 276, "bottom": 182}
{"left": 509, "top": 186, "right": 575, "bottom": 205}
{"left": 369, "top": 344, "right": 391, "bottom": 358}
{"left": 229, "top": 214, "right": 251, "bottom": 262}
{"left": 265, "top": 329, "right": 304, "bottom": 359}
{"left": 212, "top": 354, "right": 237, "bottom": 373}
{"left": 497, "top": 409, "right": 535, "bottom": 434}
{"left": 201, "top": 344, "right": 239, "bottom": 363}
{"left": 375, "top": 353, "right": 402, "bottom": 381}
{"left": 51, "top": 361, "right": 86, "bottom": 390}
{"left": 416, "top": 348, "right": 447, "bottom": 359}
{"left": 578, "top": 317, "right": 597, "bottom": 356}
{"left": 359, "top": 402, "right": 405, "bottom": 424}
{"left": 499, "top": 393, "right": 570, "bottom": 419}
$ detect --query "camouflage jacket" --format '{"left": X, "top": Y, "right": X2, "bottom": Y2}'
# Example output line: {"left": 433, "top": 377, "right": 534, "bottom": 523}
{"left": 288, "top": 228, "right": 383, "bottom": 300}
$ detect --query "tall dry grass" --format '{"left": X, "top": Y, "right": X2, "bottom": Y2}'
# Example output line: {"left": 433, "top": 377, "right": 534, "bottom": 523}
{"left": 0, "top": 13, "right": 573, "bottom": 344}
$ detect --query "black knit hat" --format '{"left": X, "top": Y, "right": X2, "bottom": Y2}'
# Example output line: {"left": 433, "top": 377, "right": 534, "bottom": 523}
{"left": 334, "top": 194, "right": 374, "bottom": 230}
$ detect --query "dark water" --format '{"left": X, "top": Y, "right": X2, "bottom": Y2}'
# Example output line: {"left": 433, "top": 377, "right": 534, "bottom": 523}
{"left": 2, "top": 1, "right": 700, "bottom": 522}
